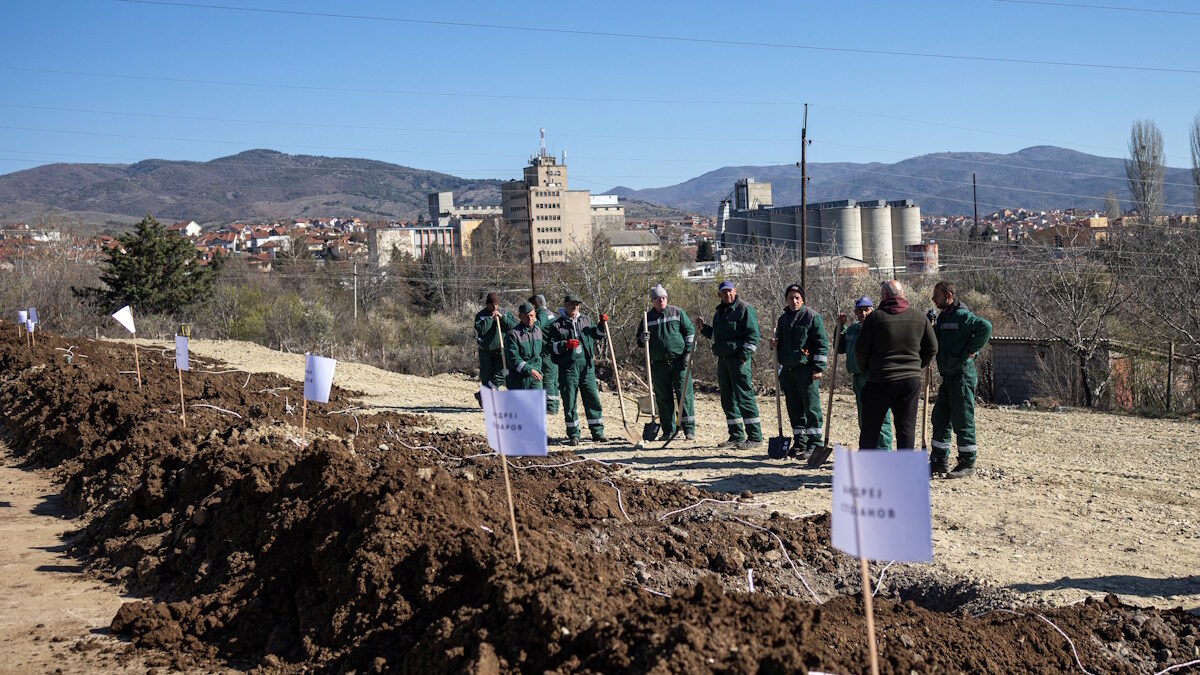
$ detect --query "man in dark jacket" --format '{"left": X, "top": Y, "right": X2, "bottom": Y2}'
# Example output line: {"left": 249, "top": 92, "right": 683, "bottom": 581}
{"left": 530, "top": 294, "right": 560, "bottom": 413}
{"left": 546, "top": 294, "right": 608, "bottom": 445}
{"left": 855, "top": 280, "right": 938, "bottom": 451}
{"left": 930, "top": 280, "right": 993, "bottom": 479}
{"left": 504, "top": 302, "right": 546, "bottom": 392}
{"left": 636, "top": 284, "right": 696, "bottom": 440}
{"left": 474, "top": 292, "right": 518, "bottom": 390}
{"left": 769, "top": 284, "right": 828, "bottom": 457}
{"left": 698, "top": 280, "right": 761, "bottom": 448}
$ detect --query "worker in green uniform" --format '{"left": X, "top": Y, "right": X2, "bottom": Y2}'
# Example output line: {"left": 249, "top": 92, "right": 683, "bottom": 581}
{"left": 930, "top": 280, "right": 993, "bottom": 479}
{"left": 529, "top": 294, "right": 560, "bottom": 413}
{"left": 546, "top": 293, "right": 609, "bottom": 446}
{"left": 838, "top": 296, "right": 894, "bottom": 450}
{"left": 504, "top": 302, "right": 546, "bottom": 393}
{"left": 636, "top": 284, "right": 696, "bottom": 440}
{"left": 698, "top": 280, "right": 762, "bottom": 448}
{"left": 473, "top": 292, "right": 518, "bottom": 401}
{"left": 769, "top": 284, "right": 828, "bottom": 458}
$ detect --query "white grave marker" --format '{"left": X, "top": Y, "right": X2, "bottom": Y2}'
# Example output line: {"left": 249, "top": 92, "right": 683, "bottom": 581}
{"left": 481, "top": 388, "right": 548, "bottom": 457}
{"left": 28, "top": 307, "right": 38, "bottom": 323}
{"left": 303, "top": 353, "right": 336, "bottom": 403}
{"left": 18, "top": 310, "right": 27, "bottom": 324}
{"left": 26, "top": 319, "right": 34, "bottom": 333}
{"left": 831, "top": 446, "right": 932, "bottom": 562}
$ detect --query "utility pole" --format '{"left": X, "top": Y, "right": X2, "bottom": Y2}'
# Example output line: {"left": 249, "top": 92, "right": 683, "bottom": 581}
{"left": 1167, "top": 341, "right": 1175, "bottom": 413}
{"left": 527, "top": 187, "right": 538, "bottom": 296}
{"left": 353, "top": 263, "right": 358, "bottom": 323}
{"left": 798, "top": 103, "right": 810, "bottom": 298}
{"left": 972, "top": 173, "right": 979, "bottom": 239}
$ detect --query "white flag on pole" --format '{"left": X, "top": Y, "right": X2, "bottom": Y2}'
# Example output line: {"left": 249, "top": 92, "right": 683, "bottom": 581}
{"left": 17, "top": 310, "right": 27, "bottom": 324}
{"left": 481, "top": 388, "right": 548, "bottom": 457}
{"left": 175, "top": 335, "right": 189, "bottom": 371}
{"left": 831, "top": 446, "right": 933, "bottom": 562}
{"left": 111, "top": 305, "right": 136, "bottom": 334}
{"left": 303, "top": 353, "right": 336, "bottom": 403}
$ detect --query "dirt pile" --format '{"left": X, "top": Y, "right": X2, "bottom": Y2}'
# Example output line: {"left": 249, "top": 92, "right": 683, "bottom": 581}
{"left": 1, "top": 321, "right": 1198, "bottom": 674}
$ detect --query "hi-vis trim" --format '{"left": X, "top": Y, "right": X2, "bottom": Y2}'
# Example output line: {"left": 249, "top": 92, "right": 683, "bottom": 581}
{"left": 959, "top": 444, "right": 978, "bottom": 453}
{"left": 742, "top": 417, "right": 761, "bottom": 425}
{"left": 743, "top": 342, "right": 757, "bottom": 352}
{"left": 813, "top": 354, "right": 828, "bottom": 362}
{"left": 681, "top": 415, "right": 696, "bottom": 423}
{"left": 931, "top": 440, "right": 951, "bottom": 449}
{"left": 727, "top": 418, "right": 742, "bottom": 426}
{"left": 517, "top": 360, "right": 527, "bottom": 373}
{"left": 646, "top": 316, "right": 680, "bottom": 327}
{"left": 586, "top": 418, "right": 604, "bottom": 425}
{"left": 547, "top": 394, "right": 561, "bottom": 400}
{"left": 792, "top": 427, "right": 805, "bottom": 435}
{"left": 941, "top": 323, "right": 959, "bottom": 330}
{"left": 565, "top": 420, "right": 579, "bottom": 428}
{"left": 684, "top": 335, "right": 694, "bottom": 342}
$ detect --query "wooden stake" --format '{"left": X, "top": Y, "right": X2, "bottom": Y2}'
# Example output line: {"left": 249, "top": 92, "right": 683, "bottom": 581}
{"left": 847, "top": 447, "right": 882, "bottom": 675}
{"left": 301, "top": 397, "right": 308, "bottom": 447}
{"left": 132, "top": 333, "right": 142, "bottom": 389}
{"left": 178, "top": 367, "right": 187, "bottom": 428}
{"left": 488, "top": 387, "right": 522, "bottom": 564}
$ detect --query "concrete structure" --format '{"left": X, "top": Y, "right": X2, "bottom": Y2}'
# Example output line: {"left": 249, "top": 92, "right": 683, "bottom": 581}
{"left": 589, "top": 194, "right": 625, "bottom": 234}
{"left": 904, "top": 243, "right": 938, "bottom": 274}
{"left": 367, "top": 224, "right": 458, "bottom": 266}
{"left": 717, "top": 182, "right": 922, "bottom": 276}
{"left": 502, "top": 152, "right": 595, "bottom": 262}
{"left": 607, "top": 229, "right": 661, "bottom": 260}
{"left": 427, "top": 191, "right": 501, "bottom": 227}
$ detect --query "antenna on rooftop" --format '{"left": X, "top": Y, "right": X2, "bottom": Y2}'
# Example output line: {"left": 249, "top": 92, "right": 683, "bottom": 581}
{"left": 539, "top": 128, "right": 546, "bottom": 158}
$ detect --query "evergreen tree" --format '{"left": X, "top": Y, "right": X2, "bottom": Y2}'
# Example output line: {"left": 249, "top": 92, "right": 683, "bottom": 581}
{"left": 696, "top": 239, "right": 714, "bottom": 262}
{"left": 76, "top": 215, "right": 222, "bottom": 315}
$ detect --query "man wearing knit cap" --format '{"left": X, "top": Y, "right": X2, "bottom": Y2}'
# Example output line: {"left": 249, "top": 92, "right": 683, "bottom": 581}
{"left": 636, "top": 284, "right": 696, "bottom": 440}
{"left": 529, "top": 293, "right": 560, "bottom": 413}
{"left": 474, "top": 292, "right": 518, "bottom": 393}
{"left": 837, "top": 295, "right": 893, "bottom": 450}
{"left": 698, "top": 280, "right": 762, "bottom": 448}
{"left": 546, "top": 293, "right": 609, "bottom": 445}
{"left": 504, "top": 302, "right": 546, "bottom": 392}
{"left": 769, "top": 284, "right": 828, "bottom": 458}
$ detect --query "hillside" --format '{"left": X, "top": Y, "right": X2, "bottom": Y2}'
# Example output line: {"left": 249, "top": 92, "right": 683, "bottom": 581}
{"left": 607, "top": 146, "right": 1198, "bottom": 215}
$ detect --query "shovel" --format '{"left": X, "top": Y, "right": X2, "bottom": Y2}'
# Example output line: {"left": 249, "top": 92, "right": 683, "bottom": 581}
{"left": 767, "top": 331, "right": 791, "bottom": 459}
{"left": 807, "top": 315, "right": 846, "bottom": 469}
{"left": 601, "top": 314, "right": 642, "bottom": 446}
{"left": 641, "top": 312, "right": 661, "bottom": 441}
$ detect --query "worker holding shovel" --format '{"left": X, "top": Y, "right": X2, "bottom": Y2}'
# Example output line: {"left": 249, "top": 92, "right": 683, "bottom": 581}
{"left": 769, "top": 284, "right": 829, "bottom": 459}
{"left": 546, "top": 293, "right": 609, "bottom": 446}
{"left": 636, "top": 284, "right": 696, "bottom": 441}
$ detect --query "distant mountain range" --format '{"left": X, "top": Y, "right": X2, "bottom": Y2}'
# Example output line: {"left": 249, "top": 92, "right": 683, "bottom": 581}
{"left": 0, "top": 146, "right": 1194, "bottom": 228}
{"left": 606, "top": 145, "right": 1197, "bottom": 216}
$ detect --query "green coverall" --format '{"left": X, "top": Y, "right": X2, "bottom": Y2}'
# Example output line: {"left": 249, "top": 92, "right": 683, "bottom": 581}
{"left": 931, "top": 302, "right": 993, "bottom": 466}
{"left": 503, "top": 323, "right": 546, "bottom": 392}
{"left": 535, "top": 307, "right": 560, "bottom": 412}
{"left": 547, "top": 313, "right": 607, "bottom": 440}
{"left": 474, "top": 308, "right": 518, "bottom": 388}
{"left": 838, "top": 321, "right": 893, "bottom": 450}
{"left": 775, "top": 305, "right": 829, "bottom": 452}
{"left": 636, "top": 305, "right": 696, "bottom": 438}
{"left": 700, "top": 298, "right": 762, "bottom": 443}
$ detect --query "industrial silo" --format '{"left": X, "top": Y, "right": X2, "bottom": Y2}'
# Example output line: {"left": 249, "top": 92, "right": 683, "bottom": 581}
{"left": 804, "top": 206, "right": 824, "bottom": 258}
{"left": 745, "top": 209, "right": 771, "bottom": 249}
{"left": 888, "top": 199, "right": 922, "bottom": 261}
{"left": 858, "top": 200, "right": 894, "bottom": 276}
{"left": 820, "top": 200, "right": 864, "bottom": 261}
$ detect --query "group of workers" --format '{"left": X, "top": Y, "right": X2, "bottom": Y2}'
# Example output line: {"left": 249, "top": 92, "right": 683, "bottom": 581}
{"left": 474, "top": 277, "right": 992, "bottom": 478}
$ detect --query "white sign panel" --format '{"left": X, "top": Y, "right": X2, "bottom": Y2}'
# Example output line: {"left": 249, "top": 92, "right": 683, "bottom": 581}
{"left": 175, "top": 335, "right": 189, "bottom": 371}
{"left": 831, "top": 446, "right": 932, "bottom": 562}
{"left": 28, "top": 307, "right": 37, "bottom": 323}
{"left": 481, "top": 388, "right": 548, "bottom": 457}
{"left": 111, "top": 305, "right": 136, "bottom": 334}
{"left": 18, "top": 310, "right": 27, "bottom": 324}
{"left": 26, "top": 320, "right": 34, "bottom": 333}
{"left": 303, "top": 353, "right": 336, "bottom": 403}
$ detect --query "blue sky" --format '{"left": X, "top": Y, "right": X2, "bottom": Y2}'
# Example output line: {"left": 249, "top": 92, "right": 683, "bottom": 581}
{"left": 2, "top": 0, "right": 1198, "bottom": 191}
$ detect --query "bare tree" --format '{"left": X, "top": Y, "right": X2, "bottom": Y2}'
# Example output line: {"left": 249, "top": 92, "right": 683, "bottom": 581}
{"left": 1104, "top": 191, "right": 1122, "bottom": 222}
{"left": 1125, "top": 120, "right": 1165, "bottom": 223}
{"left": 1190, "top": 113, "right": 1200, "bottom": 215}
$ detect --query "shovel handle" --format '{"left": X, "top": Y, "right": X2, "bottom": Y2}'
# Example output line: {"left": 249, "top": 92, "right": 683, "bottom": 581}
{"left": 823, "top": 320, "right": 842, "bottom": 448}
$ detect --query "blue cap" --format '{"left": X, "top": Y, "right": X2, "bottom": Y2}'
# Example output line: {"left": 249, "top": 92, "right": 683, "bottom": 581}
{"left": 854, "top": 296, "right": 874, "bottom": 309}
{"left": 718, "top": 280, "right": 735, "bottom": 292}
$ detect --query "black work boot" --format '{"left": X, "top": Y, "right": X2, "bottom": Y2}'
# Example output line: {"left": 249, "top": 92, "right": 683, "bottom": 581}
{"left": 946, "top": 458, "right": 976, "bottom": 479}
{"left": 930, "top": 456, "right": 950, "bottom": 477}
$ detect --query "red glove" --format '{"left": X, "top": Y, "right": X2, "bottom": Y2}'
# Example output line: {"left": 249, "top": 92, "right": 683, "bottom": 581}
{"left": 566, "top": 338, "right": 581, "bottom": 349}
{"left": 599, "top": 313, "right": 609, "bottom": 323}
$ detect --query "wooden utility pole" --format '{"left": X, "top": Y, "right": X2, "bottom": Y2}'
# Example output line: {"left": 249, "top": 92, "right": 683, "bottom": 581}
{"left": 973, "top": 173, "right": 979, "bottom": 238}
{"left": 1167, "top": 341, "right": 1175, "bottom": 413}
{"left": 799, "top": 103, "right": 810, "bottom": 298}
{"left": 353, "top": 263, "right": 358, "bottom": 323}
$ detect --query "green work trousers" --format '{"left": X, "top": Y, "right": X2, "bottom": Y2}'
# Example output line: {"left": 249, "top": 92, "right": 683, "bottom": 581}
{"left": 652, "top": 357, "right": 695, "bottom": 437}
{"left": 852, "top": 373, "right": 893, "bottom": 450}
{"left": 717, "top": 356, "right": 761, "bottom": 442}
{"left": 559, "top": 360, "right": 605, "bottom": 439}
{"left": 781, "top": 366, "right": 822, "bottom": 450}
{"left": 931, "top": 370, "right": 978, "bottom": 464}
{"left": 479, "top": 349, "right": 506, "bottom": 389}
{"left": 542, "top": 359, "right": 560, "bottom": 413}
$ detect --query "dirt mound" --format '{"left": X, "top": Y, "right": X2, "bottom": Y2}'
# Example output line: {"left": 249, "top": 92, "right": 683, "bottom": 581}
{"left": 2, "top": 321, "right": 1198, "bottom": 674}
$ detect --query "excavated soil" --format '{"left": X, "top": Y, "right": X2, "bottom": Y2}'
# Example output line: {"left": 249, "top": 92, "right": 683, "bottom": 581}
{"left": 1, "top": 321, "right": 1198, "bottom": 674}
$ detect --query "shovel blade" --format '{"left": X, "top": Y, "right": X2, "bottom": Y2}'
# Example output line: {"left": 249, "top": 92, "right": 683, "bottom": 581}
{"left": 642, "top": 422, "right": 661, "bottom": 441}
{"left": 767, "top": 436, "right": 791, "bottom": 460}
{"left": 806, "top": 444, "right": 833, "bottom": 469}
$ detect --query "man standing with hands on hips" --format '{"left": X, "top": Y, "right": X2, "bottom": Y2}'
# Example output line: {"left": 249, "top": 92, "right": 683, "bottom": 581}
{"left": 698, "top": 280, "right": 762, "bottom": 449}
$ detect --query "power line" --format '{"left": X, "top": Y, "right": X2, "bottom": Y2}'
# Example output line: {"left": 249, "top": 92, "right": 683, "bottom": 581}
{"left": 117, "top": 0, "right": 1200, "bottom": 75}
{"left": 994, "top": 0, "right": 1200, "bottom": 16}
